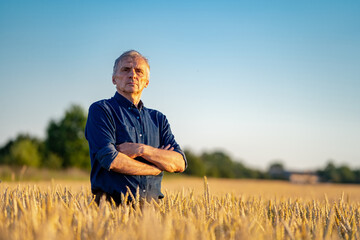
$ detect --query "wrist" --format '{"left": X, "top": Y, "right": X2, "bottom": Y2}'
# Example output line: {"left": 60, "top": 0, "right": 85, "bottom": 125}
{"left": 139, "top": 144, "right": 147, "bottom": 157}
{"left": 140, "top": 144, "right": 155, "bottom": 158}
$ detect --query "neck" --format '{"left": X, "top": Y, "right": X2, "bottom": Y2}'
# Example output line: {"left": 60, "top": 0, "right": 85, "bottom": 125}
{"left": 117, "top": 91, "right": 142, "bottom": 107}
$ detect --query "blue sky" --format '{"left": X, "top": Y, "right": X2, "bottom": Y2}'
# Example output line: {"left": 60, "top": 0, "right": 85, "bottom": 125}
{"left": 1, "top": 0, "right": 359, "bottom": 170}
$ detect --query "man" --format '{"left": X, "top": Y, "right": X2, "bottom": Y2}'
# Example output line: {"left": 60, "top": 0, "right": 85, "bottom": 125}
{"left": 85, "top": 50, "right": 187, "bottom": 205}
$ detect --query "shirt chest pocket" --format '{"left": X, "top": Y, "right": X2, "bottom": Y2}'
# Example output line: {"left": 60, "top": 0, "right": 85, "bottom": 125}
{"left": 115, "top": 125, "right": 136, "bottom": 144}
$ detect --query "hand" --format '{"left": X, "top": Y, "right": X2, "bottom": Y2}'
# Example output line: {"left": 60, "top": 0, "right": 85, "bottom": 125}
{"left": 116, "top": 142, "right": 144, "bottom": 158}
{"left": 160, "top": 144, "right": 174, "bottom": 151}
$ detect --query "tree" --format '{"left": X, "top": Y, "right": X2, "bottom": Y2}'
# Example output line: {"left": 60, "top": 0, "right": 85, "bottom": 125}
{"left": 201, "top": 151, "right": 235, "bottom": 178}
{"left": 354, "top": 169, "right": 360, "bottom": 183}
{"left": 337, "top": 165, "right": 355, "bottom": 183}
{"left": 0, "top": 139, "right": 14, "bottom": 165}
{"left": 9, "top": 138, "right": 41, "bottom": 167}
{"left": 233, "top": 162, "right": 262, "bottom": 179}
{"left": 183, "top": 149, "right": 206, "bottom": 177}
{"left": 268, "top": 161, "right": 286, "bottom": 180}
{"left": 42, "top": 152, "right": 63, "bottom": 169}
{"left": 0, "top": 134, "right": 43, "bottom": 167}
{"left": 322, "top": 161, "right": 341, "bottom": 183}
{"left": 45, "top": 104, "right": 90, "bottom": 169}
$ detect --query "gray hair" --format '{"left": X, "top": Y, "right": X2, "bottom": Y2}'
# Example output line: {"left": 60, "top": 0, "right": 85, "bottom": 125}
{"left": 112, "top": 50, "right": 150, "bottom": 77}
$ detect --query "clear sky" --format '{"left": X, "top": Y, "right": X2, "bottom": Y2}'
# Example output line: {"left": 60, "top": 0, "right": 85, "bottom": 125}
{"left": 1, "top": 0, "right": 359, "bottom": 170}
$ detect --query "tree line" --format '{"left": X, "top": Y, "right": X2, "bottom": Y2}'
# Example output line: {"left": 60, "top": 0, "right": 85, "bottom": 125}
{"left": 0, "top": 104, "right": 359, "bottom": 183}
{"left": 0, "top": 105, "right": 90, "bottom": 170}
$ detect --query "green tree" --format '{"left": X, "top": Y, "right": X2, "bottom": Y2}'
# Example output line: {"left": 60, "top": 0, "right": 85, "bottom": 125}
{"left": 42, "top": 152, "right": 63, "bottom": 169}
{"left": 354, "top": 169, "right": 360, "bottom": 183}
{"left": 233, "top": 162, "right": 262, "bottom": 179}
{"left": 323, "top": 161, "right": 341, "bottom": 183}
{"left": 9, "top": 138, "right": 41, "bottom": 167}
{"left": 317, "top": 161, "right": 359, "bottom": 184}
{"left": 0, "top": 139, "right": 14, "bottom": 165}
{"left": 45, "top": 104, "right": 90, "bottom": 169}
{"left": 268, "top": 161, "right": 287, "bottom": 180}
{"left": 337, "top": 165, "right": 355, "bottom": 183}
{"left": 183, "top": 149, "right": 206, "bottom": 177}
{"left": 232, "top": 161, "right": 247, "bottom": 178}
{"left": 202, "top": 151, "right": 235, "bottom": 178}
{"left": 0, "top": 134, "right": 43, "bottom": 167}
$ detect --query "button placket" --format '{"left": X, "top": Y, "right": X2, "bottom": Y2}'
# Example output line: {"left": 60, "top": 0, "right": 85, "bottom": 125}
{"left": 130, "top": 108, "right": 142, "bottom": 141}
{"left": 136, "top": 111, "right": 144, "bottom": 140}
{"left": 141, "top": 176, "right": 147, "bottom": 196}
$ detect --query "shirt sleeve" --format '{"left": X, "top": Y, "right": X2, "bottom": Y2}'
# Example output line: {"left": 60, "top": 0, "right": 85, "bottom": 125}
{"left": 160, "top": 114, "right": 188, "bottom": 170}
{"left": 85, "top": 102, "right": 118, "bottom": 170}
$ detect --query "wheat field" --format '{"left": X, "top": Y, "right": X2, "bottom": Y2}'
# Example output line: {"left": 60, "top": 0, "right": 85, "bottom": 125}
{"left": 1, "top": 177, "right": 359, "bottom": 240}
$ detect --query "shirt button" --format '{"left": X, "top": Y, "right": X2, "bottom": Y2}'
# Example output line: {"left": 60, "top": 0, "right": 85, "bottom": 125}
{"left": 128, "top": 107, "right": 131, "bottom": 110}
{"left": 136, "top": 116, "right": 139, "bottom": 119}
{"left": 143, "top": 190, "right": 146, "bottom": 193}
{"left": 139, "top": 134, "right": 143, "bottom": 137}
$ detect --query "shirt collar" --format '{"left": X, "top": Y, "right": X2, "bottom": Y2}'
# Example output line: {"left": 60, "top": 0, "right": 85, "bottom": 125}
{"left": 114, "top": 92, "right": 144, "bottom": 110}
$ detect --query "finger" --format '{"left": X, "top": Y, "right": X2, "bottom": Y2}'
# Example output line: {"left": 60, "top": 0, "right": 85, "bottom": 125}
{"left": 163, "top": 144, "right": 172, "bottom": 150}
{"left": 163, "top": 144, "right": 170, "bottom": 150}
{"left": 169, "top": 147, "right": 174, "bottom": 151}
{"left": 160, "top": 145, "right": 165, "bottom": 149}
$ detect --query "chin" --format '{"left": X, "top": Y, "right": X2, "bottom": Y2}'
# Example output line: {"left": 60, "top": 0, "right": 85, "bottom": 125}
{"left": 124, "top": 89, "right": 139, "bottom": 94}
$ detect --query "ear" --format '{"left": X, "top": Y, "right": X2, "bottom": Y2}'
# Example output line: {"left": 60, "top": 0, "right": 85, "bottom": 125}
{"left": 145, "top": 79, "right": 149, "bottom": 88}
{"left": 112, "top": 76, "right": 116, "bottom": 85}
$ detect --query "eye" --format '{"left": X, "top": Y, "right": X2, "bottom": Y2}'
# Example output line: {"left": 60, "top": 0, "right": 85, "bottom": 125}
{"left": 121, "top": 67, "right": 130, "bottom": 72}
{"left": 136, "top": 69, "right": 144, "bottom": 75}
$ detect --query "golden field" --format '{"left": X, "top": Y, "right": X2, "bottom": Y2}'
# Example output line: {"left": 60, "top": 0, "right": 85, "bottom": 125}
{"left": 1, "top": 177, "right": 359, "bottom": 240}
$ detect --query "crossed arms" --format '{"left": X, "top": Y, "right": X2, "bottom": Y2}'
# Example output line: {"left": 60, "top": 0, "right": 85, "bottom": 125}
{"left": 109, "top": 143, "right": 186, "bottom": 175}
{"left": 86, "top": 102, "right": 185, "bottom": 176}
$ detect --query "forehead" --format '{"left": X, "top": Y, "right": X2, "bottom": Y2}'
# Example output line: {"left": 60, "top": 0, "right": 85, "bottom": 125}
{"left": 119, "top": 57, "right": 148, "bottom": 69}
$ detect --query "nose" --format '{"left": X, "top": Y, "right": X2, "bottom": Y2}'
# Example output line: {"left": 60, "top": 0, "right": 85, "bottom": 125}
{"left": 128, "top": 68, "right": 137, "bottom": 79}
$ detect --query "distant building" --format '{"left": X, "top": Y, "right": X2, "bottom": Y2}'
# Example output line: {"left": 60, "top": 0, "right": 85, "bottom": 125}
{"left": 288, "top": 172, "right": 319, "bottom": 184}
{"left": 268, "top": 167, "right": 319, "bottom": 184}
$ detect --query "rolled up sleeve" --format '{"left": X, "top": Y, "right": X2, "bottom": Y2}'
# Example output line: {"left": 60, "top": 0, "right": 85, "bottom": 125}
{"left": 95, "top": 144, "right": 118, "bottom": 170}
{"left": 160, "top": 115, "right": 188, "bottom": 170}
{"left": 85, "top": 102, "right": 118, "bottom": 170}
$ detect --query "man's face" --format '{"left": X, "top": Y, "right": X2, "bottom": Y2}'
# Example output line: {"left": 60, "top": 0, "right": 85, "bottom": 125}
{"left": 112, "top": 57, "right": 149, "bottom": 95}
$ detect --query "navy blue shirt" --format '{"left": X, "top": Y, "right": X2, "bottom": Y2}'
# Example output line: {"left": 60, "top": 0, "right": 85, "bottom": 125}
{"left": 85, "top": 92, "right": 186, "bottom": 201}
